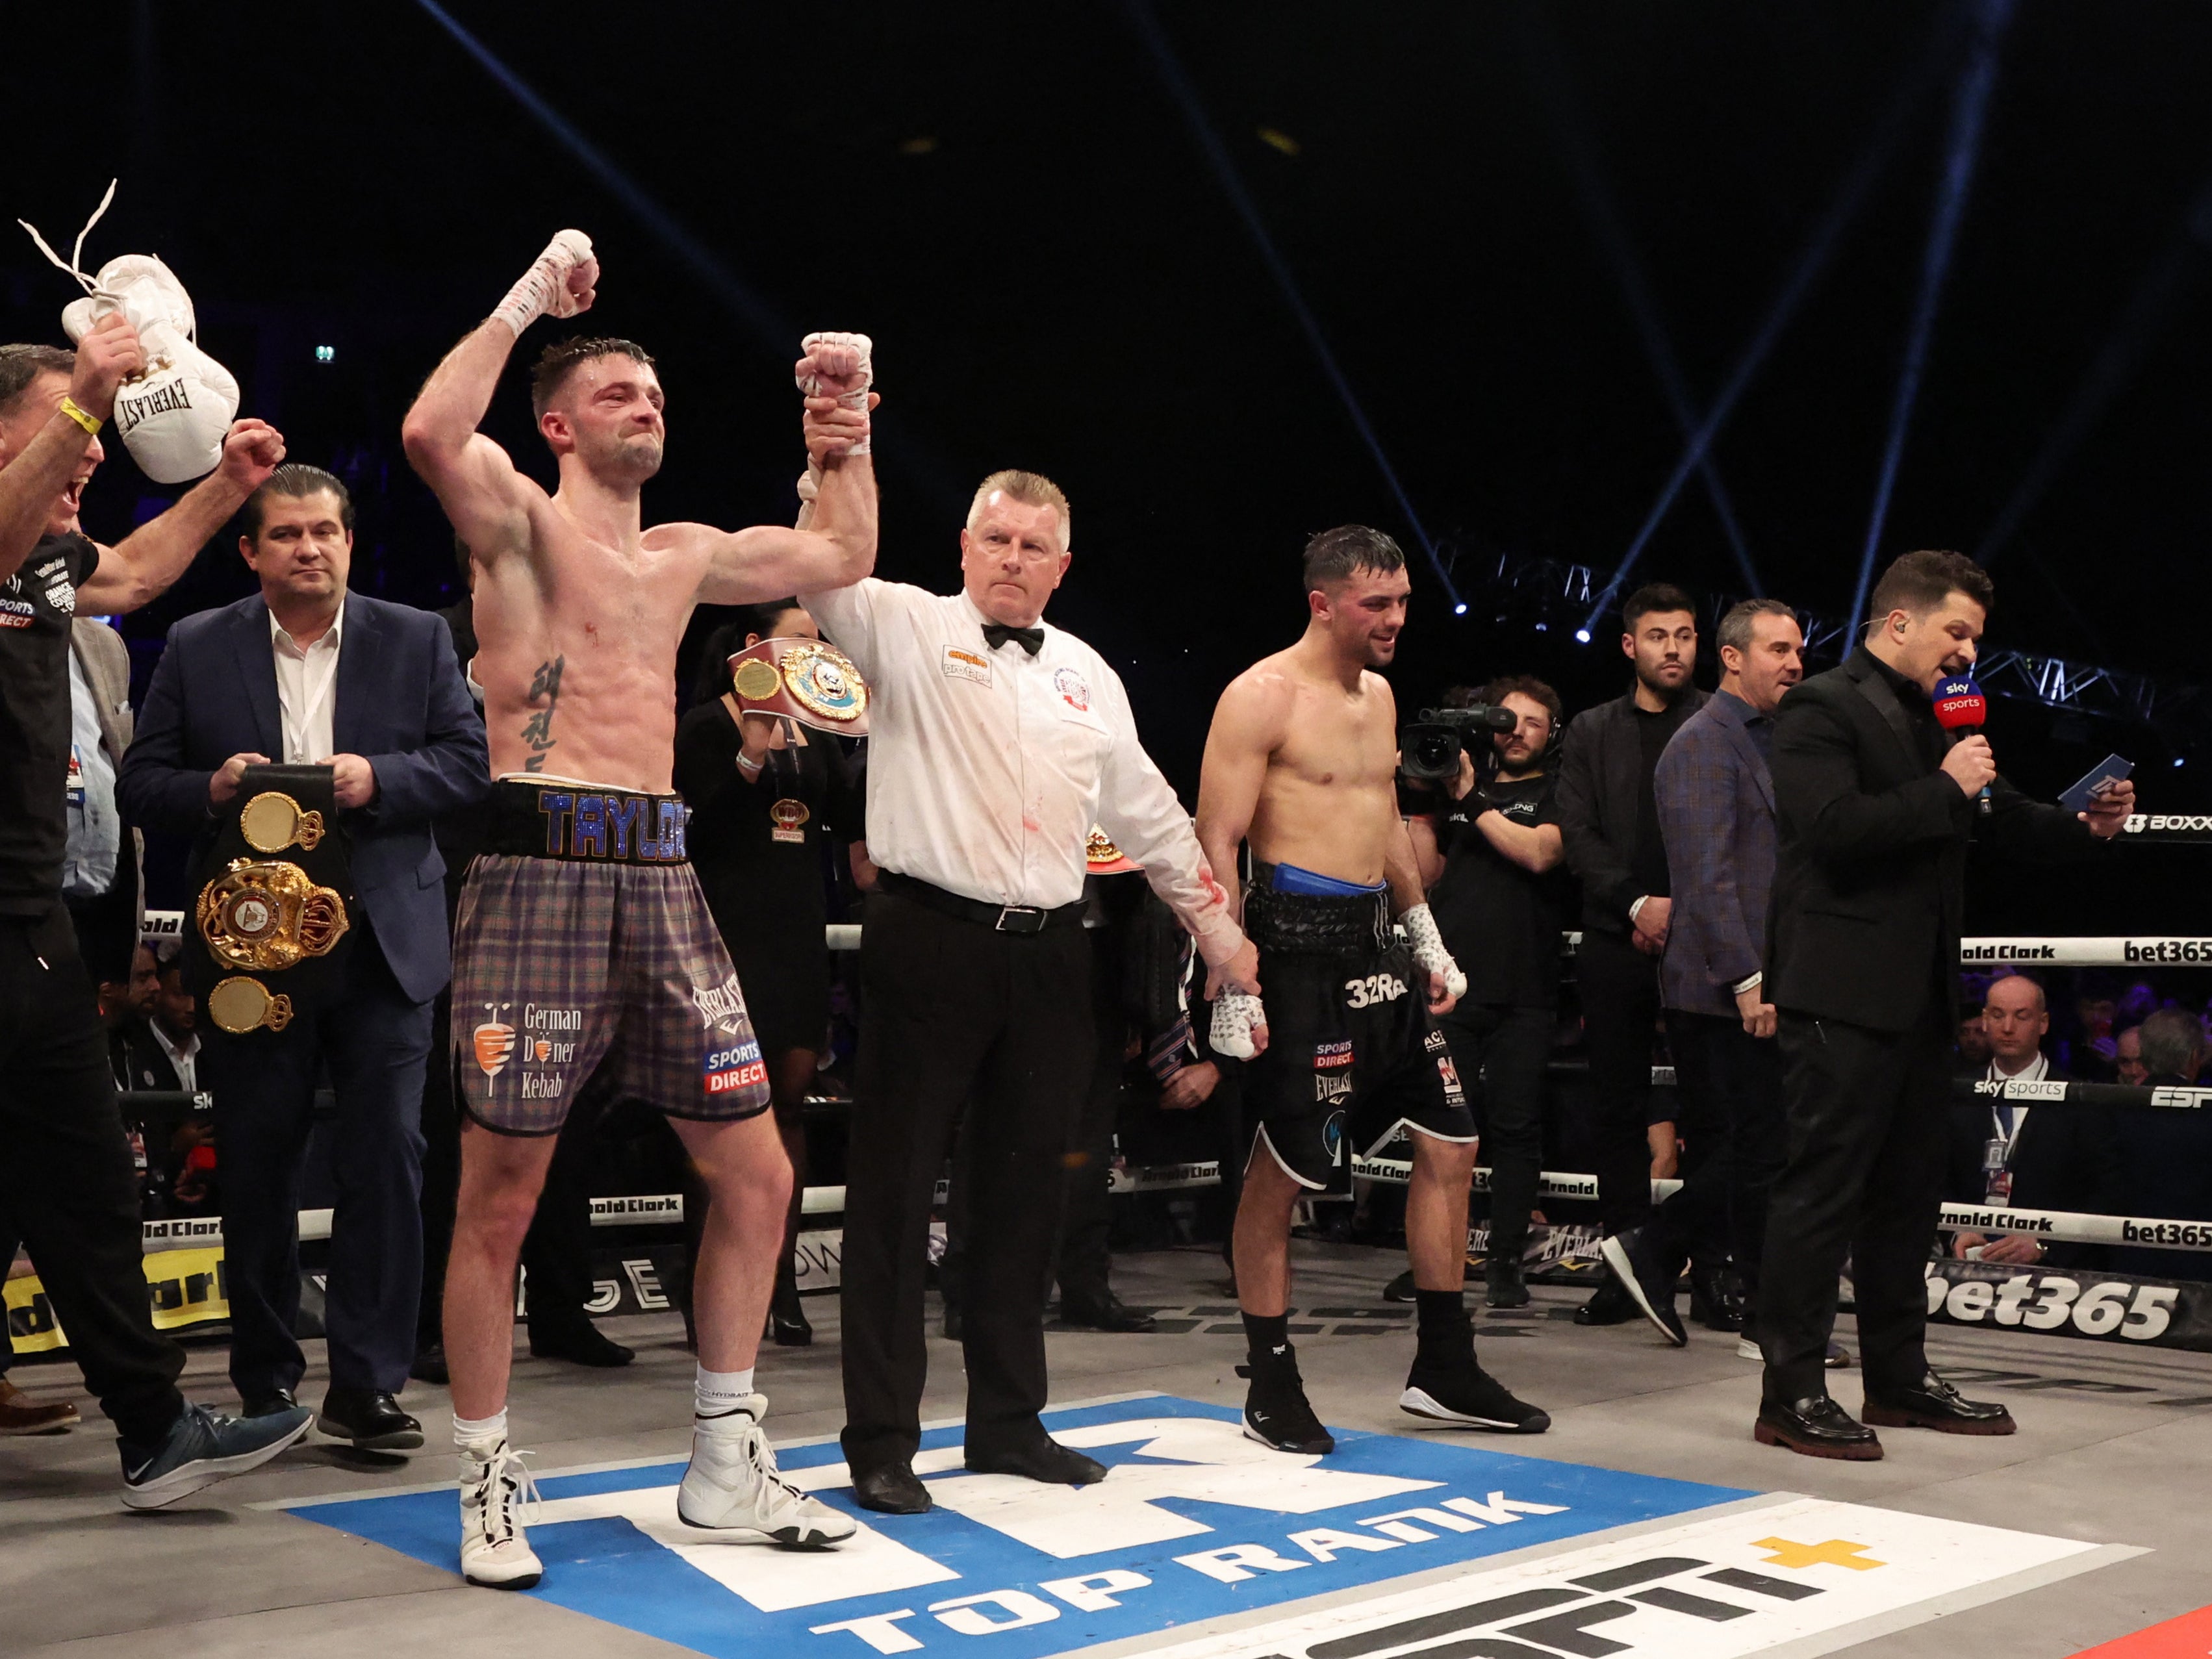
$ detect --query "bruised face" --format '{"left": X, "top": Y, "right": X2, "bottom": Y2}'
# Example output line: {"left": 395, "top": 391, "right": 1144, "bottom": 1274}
{"left": 543, "top": 354, "right": 665, "bottom": 485}
{"left": 1623, "top": 609, "right": 1696, "bottom": 698}
{"left": 0, "top": 370, "right": 103, "bottom": 537}
{"left": 960, "top": 492, "right": 1069, "bottom": 627}
{"left": 1883, "top": 591, "right": 1984, "bottom": 692}
{"left": 1312, "top": 564, "right": 1410, "bottom": 668}
{"left": 242, "top": 489, "right": 351, "bottom": 613}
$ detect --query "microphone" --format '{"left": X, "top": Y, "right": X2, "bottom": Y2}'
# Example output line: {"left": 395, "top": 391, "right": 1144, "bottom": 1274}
{"left": 1931, "top": 674, "right": 1992, "bottom": 816}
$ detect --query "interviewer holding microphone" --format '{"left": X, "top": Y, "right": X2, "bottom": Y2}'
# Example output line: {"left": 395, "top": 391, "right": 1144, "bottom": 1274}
{"left": 1753, "top": 551, "right": 2133, "bottom": 1461}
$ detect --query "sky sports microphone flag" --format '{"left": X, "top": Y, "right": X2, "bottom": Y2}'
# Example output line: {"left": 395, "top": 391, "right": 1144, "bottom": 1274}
{"left": 1933, "top": 674, "right": 1991, "bottom": 816}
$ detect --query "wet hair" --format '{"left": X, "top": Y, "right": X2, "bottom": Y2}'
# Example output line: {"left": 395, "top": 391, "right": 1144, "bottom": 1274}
{"left": 0, "top": 344, "right": 74, "bottom": 418}
{"left": 1716, "top": 598, "right": 1797, "bottom": 655}
{"left": 1622, "top": 583, "right": 1696, "bottom": 631}
{"left": 1302, "top": 525, "right": 1405, "bottom": 593}
{"left": 530, "top": 336, "right": 656, "bottom": 422}
{"left": 242, "top": 464, "right": 354, "bottom": 539}
{"left": 1868, "top": 550, "right": 1994, "bottom": 621}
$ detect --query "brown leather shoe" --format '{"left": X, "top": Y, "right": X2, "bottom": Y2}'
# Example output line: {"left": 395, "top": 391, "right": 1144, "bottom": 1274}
{"left": 0, "top": 1378, "right": 80, "bottom": 1435}
{"left": 1862, "top": 1371, "right": 2016, "bottom": 1436}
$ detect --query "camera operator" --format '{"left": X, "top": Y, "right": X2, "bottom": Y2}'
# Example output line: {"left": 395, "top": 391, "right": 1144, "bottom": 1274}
{"left": 1408, "top": 679, "right": 1569, "bottom": 1309}
{"left": 1555, "top": 583, "right": 1708, "bottom": 1326}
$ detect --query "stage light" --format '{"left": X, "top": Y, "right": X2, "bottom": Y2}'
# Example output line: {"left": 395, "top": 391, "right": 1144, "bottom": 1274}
{"left": 1575, "top": 629, "right": 1592, "bottom": 644}
{"left": 314, "top": 345, "right": 335, "bottom": 363}
{"left": 1848, "top": 0, "right": 2013, "bottom": 635}
{"left": 1534, "top": 622, "right": 1548, "bottom": 633}
{"left": 2176, "top": 757, "right": 2187, "bottom": 768}
{"left": 1454, "top": 602, "right": 1468, "bottom": 616}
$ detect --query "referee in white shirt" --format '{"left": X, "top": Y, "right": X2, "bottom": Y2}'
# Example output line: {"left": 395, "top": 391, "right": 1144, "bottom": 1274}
{"left": 800, "top": 470, "right": 1258, "bottom": 1513}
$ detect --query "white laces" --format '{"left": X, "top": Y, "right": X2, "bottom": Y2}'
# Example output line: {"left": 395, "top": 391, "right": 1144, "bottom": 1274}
{"left": 474, "top": 1447, "right": 542, "bottom": 1542}
{"left": 18, "top": 179, "right": 116, "bottom": 298}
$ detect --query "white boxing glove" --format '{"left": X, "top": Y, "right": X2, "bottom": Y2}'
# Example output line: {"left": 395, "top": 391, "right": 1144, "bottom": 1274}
{"left": 1210, "top": 987, "right": 1267, "bottom": 1061}
{"left": 796, "top": 331, "right": 874, "bottom": 455}
{"left": 492, "top": 229, "right": 596, "bottom": 337}
{"left": 1400, "top": 903, "right": 1468, "bottom": 1001}
{"left": 63, "top": 257, "right": 238, "bottom": 485}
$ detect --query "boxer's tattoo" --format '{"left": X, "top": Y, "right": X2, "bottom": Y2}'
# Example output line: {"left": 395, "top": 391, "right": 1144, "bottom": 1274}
{"left": 520, "top": 654, "right": 565, "bottom": 772}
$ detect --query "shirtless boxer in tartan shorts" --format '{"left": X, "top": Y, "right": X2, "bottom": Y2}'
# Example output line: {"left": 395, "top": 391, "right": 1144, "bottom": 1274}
{"left": 403, "top": 229, "right": 878, "bottom": 1588}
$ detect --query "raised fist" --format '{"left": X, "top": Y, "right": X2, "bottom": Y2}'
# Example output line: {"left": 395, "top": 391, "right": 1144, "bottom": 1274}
{"left": 492, "top": 230, "right": 598, "bottom": 337}
{"left": 217, "top": 419, "right": 287, "bottom": 492}
{"left": 68, "top": 311, "right": 146, "bottom": 422}
{"left": 795, "top": 331, "right": 873, "bottom": 407}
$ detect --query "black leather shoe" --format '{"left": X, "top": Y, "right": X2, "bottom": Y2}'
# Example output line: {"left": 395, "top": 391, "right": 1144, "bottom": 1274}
{"left": 965, "top": 1437, "right": 1108, "bottom": 1486}
{"left": 1862, "top": 1371, "right": 2016, "bottom": 1436}
{"left": 1597, "top": 1228, "right": 1688, "bottom": 1347}
{"left": 1573, "top": 1275, "right": 1640, "bottom": 1326}
{"left": 409, "top": 1343, "right": 448, "bottom": 1386}
{"left": 768, "top": 1269, "right": 814, "bottom": 1348}
{"left": 853, "top": 1462, "right": 932, "bottom": 1514}
{"left": 1754, "top": 1395, "right": 1883, "bottom": 1461}
{"left": 1484, "top": 1256, "right": 1531, "bottom": 1310}
{"left": 1059, "top": 1294, "right": 1157, "bottom": 1334}
{"left": 1689, "top": 1262, "right": 1746, "bottom": 1332}
{"left": 529, "top": 1321, "right": 635, "bottom": 1368}
{"left": 242, "top": 1387, "right": 298, "bottom": 1419}
{"left": 317, "top": 1387, "right": 425, "bottom": 1450}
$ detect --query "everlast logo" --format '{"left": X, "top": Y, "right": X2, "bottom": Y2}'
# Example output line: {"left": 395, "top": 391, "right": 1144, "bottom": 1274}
{"left": 114, "top": 375, "right": 192, "bottom": 435}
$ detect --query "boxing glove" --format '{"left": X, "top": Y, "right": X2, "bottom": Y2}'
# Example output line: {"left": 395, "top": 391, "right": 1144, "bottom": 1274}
{"left": 62, "top": 257, "right": 239, "bottom": 483}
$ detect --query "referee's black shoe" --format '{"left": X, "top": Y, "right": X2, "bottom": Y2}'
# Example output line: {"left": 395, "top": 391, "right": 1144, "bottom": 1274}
{"left": 1597, "top": 1228, "right": 1688, "bottom": 1347}
{"left": 317, "top": 1387, "right": 424, "bottom": 1451}
{"left": 1239, "top": 1353, "right": 1334, "bottom": 1456}
{"left": 1058, "top": 1293, "right": 1156, "bottom": 1334}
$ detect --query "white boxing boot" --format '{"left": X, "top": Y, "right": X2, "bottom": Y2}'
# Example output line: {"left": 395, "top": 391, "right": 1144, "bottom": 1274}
{"left": 677, "top": 1393, "right": 856, "bottom": 1547}
{"left": 459, "top": 1440, "right": 544, "bottom": 1590}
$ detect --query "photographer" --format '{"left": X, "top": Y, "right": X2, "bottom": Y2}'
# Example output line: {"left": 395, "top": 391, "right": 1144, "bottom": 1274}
{"left": 1407, "top": 679, "right": 1570, "bottom": 1308}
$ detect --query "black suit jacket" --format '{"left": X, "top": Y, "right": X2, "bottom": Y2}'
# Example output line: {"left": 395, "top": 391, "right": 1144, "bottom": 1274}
{"left": 1767, "top": 650, "right": 2098, "bottom": 1031}
{"left": 1555, "top": 686, "right": 1710, "bottom": 935}
{"left": 1943, "top": 1064, "right": 2117, "bottom": 1267}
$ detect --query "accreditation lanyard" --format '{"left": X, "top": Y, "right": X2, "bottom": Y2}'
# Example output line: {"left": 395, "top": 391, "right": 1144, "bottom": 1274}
{"left": 1981, "top": 1056, "right": 2048, "bottom": 1203}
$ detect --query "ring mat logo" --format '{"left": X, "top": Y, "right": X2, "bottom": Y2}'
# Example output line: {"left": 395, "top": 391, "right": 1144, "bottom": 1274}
{"left": 285, "top": 1396, "right": 1738, "bottom": 1659}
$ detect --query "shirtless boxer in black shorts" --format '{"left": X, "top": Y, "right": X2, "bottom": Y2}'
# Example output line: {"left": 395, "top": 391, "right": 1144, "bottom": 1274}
{"left": 1197, "top": 526, "right": 1549, "bottom": 1452}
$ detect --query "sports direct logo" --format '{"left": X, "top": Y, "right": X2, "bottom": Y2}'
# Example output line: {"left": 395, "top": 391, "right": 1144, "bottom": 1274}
{"left": 707, "top": 1039, "right": 767, "bottom": 1096}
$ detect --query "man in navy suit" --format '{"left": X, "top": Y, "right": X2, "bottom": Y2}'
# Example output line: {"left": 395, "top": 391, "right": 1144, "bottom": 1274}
{"left": 1605, "top": 600, "right": 1802, "bottom": 1348}
{"left": 120, "top": 464, "right": 487, "bottom": 1450}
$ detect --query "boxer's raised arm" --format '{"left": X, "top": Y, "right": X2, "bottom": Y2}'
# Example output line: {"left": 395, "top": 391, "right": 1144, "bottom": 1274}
{"left": 401, "top": 233, "right": 595, "bottom": 564}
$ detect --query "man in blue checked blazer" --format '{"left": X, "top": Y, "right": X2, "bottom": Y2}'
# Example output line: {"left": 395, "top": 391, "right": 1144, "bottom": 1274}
{"left": 1597, "top": 598, "right": 1803, "bottom": 1353}
{"left": 119, "top": 464, "right": 486, "bottom": 1453}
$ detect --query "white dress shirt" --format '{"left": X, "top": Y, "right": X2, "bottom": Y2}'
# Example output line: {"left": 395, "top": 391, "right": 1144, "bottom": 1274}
{"left": 269, "top": 600, "right": 346, "bottom": 765}
{"left": 151, "top": 1020, "right": 200, "bottom": 1095}
{"left": 1983, "top": 1049, "right": 2050, "bottom": 1159}
{"left": 802, "top": 579, "right": 1243, "bottom": 964}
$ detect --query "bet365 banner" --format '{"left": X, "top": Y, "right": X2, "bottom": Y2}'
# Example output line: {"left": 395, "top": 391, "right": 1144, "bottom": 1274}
{"left": 1924, "top": 1258, "right": 2212, "bottom": 1352}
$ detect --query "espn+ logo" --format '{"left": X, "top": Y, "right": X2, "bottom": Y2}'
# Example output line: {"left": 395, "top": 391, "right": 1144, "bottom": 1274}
{"left": 1926, "top": 1271, "right": 2180, "bottom": 1341}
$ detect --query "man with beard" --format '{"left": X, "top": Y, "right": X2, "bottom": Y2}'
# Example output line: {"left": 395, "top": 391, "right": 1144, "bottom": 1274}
{"left": 1555, "top": 584, "right": 1709, "bottom": 1326}
{"left": 401, "top": 230, "right": 878, "bottom": 1586}
{"left": 1199, "top": 527, "right": 1549, "bottom": 1454}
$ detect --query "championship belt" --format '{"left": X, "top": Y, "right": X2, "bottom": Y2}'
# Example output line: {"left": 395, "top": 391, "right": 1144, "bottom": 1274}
{"left": 187, "top": 763, "right": 357, "bottom": 1034}
{"left": 1086, "top": 825, "right": 1141, "bottom": 876}
{"left": 728, "top": 636, "right": 870, "bottom": 735}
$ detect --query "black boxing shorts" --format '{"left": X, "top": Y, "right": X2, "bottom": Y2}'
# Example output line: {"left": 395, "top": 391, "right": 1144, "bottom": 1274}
{"left": 1240, "top": 862, "right": 1475, "bottom": 1193}
{"left": 451, "top": 780, "right": 770, "bottom": 1135}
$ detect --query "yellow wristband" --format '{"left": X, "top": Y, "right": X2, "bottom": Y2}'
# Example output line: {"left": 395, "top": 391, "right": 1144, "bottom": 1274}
{"left": 58, "top": 396, "right": 103, "bottom": 437}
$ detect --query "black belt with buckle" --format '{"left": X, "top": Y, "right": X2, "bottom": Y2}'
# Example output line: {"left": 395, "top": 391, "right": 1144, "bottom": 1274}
{"left": 878, "top": 870, "right": 1086, "bottom": 935}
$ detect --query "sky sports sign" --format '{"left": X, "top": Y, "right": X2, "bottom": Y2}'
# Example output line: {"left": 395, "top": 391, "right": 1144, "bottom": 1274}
{"left": 285, "top": 1396, "right": 2138, "bottom": 1659}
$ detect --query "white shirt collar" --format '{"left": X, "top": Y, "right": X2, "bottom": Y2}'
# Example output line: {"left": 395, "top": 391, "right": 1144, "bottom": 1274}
{"left": 270, "top": 597, "right": 346, "bottom": 657}
{"left": 151, "top": 1020, "right": 199, "bottom": 1065}
{"left": 1988, "top": 1052, "right": 2049, "bottom": 1083}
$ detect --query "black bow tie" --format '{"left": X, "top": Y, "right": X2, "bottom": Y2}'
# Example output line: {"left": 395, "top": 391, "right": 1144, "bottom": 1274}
{"left": 982, "top": 622, "right": 1044, "bottom": 656}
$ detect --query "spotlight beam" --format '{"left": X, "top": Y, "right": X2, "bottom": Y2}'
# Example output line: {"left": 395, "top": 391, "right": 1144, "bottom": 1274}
{"left": 413, "top": 0, "right": 964, "bottom": 512}
{"left": 1583, "top": 12, "right": 1957, "bottom": 632}
{"left": 1848, "top": 0, "right": 2013, "bottom": 635}
{"left": 1978, "top": 169, "right": 2212, "bottom": 566}
{"left": 1521, "top": 18, "right": 1762, "bottom": 593}
{"left": 1122, "top": 0, "right": 1458, "bottom": 602}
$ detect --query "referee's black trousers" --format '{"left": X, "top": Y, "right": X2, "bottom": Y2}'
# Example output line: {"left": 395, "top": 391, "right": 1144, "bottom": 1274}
{"left": 1757, "top": 1001, "right": 1950, "bottom": 1405}
{"left": 840, "top": 885, "right": 1095, "bottom": 1475}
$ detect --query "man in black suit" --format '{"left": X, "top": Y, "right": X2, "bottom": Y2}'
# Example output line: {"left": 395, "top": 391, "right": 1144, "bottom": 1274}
{"left": 1555, "top": 583, "right": 1709, "bottom": 1326}
{"left": 1754, "top": 550, "right": 2131, "bottom": 1460}
{"left": 1944, "top": 972, "right": 2116, "bottom": 1270}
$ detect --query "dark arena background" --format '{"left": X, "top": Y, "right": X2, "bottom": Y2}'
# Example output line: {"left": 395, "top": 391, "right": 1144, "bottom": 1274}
{"left": 11, "top": 6, "right": 2212, "bottom": 1658}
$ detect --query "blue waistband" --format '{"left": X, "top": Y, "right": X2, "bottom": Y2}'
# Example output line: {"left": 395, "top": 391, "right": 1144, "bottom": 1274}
{"left": 1267, "top": 861, "right": 1388, "bottom": 898}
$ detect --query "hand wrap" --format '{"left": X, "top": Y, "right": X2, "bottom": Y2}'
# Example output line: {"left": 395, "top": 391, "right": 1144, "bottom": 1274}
{"left": 492, "top": 230, "right": 595, "bottom": 337}
{"left": 1400, "top": 902, "right": 1468, "bottom": 1001}
{"left": 1210, "top": 987, "right": 1266, "bottom": 1061}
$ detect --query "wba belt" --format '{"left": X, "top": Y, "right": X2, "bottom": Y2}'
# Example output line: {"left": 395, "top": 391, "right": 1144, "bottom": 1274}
{"left": 486, "top": 779, "right": 689, "bottom": 865}
{"left": 188, "top": 763, "right": 356, "bottom": 1035}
